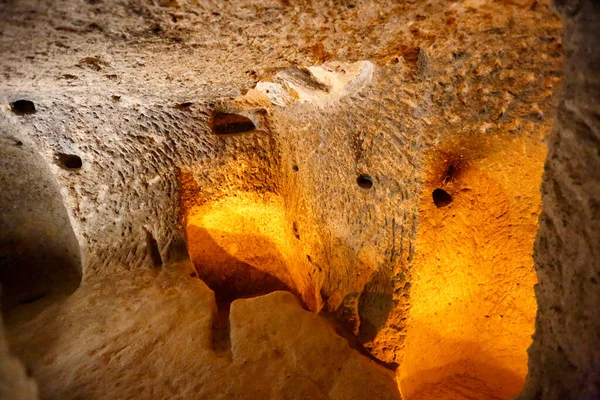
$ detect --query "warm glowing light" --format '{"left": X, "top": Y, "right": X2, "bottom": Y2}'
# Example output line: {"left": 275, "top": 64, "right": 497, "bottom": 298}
{"left": 186, "top": 192, "right": 318, "bottom": 309}
{"left": 399, "top": 134, "right": 546, "bottom": 399}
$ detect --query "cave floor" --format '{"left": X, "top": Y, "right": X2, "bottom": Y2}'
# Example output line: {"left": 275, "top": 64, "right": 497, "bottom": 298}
{"left": 4, "top": 264, "right": 399, "bottom": 400}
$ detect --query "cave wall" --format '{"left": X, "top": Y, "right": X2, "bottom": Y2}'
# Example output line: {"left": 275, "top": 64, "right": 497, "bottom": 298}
{"left": 0, "top": 0, "right": 563, "bottom": 363}
{"left": 0, "top": 316, "right": 37, "bottom": 400}
{"left": 2, "top": 0, "right": 597, "bottom": 399}
{"left": 518, "top": 1, "right": 600, "bottom": 399}
{"left": 0, "top": 121, "right": 81, "bottom": 311}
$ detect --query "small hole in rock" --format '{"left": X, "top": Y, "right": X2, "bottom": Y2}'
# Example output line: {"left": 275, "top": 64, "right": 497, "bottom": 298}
{"left": 292, "top": 164, "right": 299, "bottom": 172}
{"left": 57, "top": 153, "right": 82, "bottom": 170}
{"left": 175, "top": 102, "right": 193, "bottom": 111}
{"left": 357, "top": 174, "right": 373, "bottom": 189}
{"left": 432, "top": 188, "right": 452, "bottom": 208}
{"left": 211, "top": 112, "right": 256, "bottom": 135}
{"left": 10, "top": 100, "right": 36, "bottom": 115}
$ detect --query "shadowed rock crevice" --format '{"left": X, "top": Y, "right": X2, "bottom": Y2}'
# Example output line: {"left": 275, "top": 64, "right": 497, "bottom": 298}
{"left": 211, "top": 112, "right": 256, "bottom": 135}
{"left": 144, "top": 228, "right": 163, "bottom": 268}
{"left": 55, "top": 153, "right": 82, "bottom": 170}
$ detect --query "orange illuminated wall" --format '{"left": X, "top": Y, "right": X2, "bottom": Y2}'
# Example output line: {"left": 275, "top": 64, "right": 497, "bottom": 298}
{"left": 399, "top": 134, "right": 546, "bottom": 399}
{"left": 184, "top": 190, "right": 319, "bottom": 310}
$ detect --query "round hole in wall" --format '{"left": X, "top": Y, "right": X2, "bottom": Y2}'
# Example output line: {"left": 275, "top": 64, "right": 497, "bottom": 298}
{"left": 357, "top": 174, "right": 373, "bottom": 189}
{"left": 432, "top": 188, "right": 452, "bottom": 208}
{"left": 57, "top": 153, "right": 83, "bottom": 170}
{"left": 10, "top": 100, "right": 36, "bottom": 115}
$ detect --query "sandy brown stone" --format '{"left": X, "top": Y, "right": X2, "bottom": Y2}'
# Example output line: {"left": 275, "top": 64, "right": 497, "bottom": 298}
{"left": 4, "top": 268, "right": 398, "bottom": 400}
{"left": 0, "top": 316, "right": 37, "bottom": 400}
{"left": 518, "top": 1, "right": 600, "bottom": 399}
{"left": 0, "top": 0, "right": 597, "bottom": 399}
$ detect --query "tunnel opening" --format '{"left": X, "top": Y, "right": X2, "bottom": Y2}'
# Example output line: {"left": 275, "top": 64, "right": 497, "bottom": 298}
{"left": 399, "top": 134, "right": 545, "bottom": 400}
{"left": 183, "top": 192, "right": 321, "bottom": 360}
{"left": 0, "top": 134, "right": 82, "bottom": 313}
{"left": 184, "top": 192, "right": 317, "bottom": 310}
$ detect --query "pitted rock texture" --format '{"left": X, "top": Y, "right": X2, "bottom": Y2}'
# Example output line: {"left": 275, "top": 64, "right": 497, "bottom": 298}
{"left": 0, "top": 0, "right": 562, "bottom": 354}
{"left": 517, "top": 1, "right": 600, "bottom": 399}
{"left": 0, "top": 0, "right": 582, "bottom": 399}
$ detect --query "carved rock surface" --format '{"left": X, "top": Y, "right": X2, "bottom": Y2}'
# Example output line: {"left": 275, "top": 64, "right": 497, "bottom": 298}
{"left": 518, "top": 1, "right": 600, "bottom": 399}
{"left": 1, "top": 0, "right": 597, "bottom": 399}
{"left": 4, "top": 268, "right": 398, "bottom": 400}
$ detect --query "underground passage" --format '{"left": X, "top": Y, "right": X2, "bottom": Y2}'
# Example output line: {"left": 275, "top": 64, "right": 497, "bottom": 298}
{"left": 0, "top": 1, "right": 599, "bottom": 400}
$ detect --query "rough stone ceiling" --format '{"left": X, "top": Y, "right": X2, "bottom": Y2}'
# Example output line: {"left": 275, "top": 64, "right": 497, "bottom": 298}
{"left": 1, "top": 0, "right": 561, "bottom": 94}
{"left": 1, "top": 0, "right": 599, "bottom": 400}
